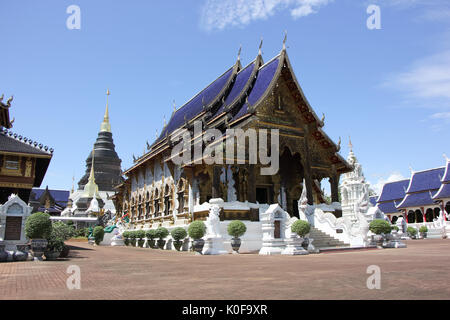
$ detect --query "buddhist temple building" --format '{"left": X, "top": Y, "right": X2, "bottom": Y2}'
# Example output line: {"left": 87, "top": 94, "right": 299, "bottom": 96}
{"left": 376, "top": 179, "right": 409, "bottom": 223}
{"left": 28, "top": 187, "right": 70, "bottom": 215}
{"left": 375, "top": 160, "right": 449, "bottom": 226}
{"left": 396, "top": 167, "right": 445, "bottom": 224}
{"left": 62, "top": 90, "right": 123, "bottom": 218}
{"left": 115, "top": 43, "right": 352, "bottom": 230}
{"left": 0, "top": 94, "right": 53, "bottom": 204}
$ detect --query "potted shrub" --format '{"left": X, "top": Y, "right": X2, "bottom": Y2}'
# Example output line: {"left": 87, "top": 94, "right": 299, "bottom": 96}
{"left": 50, "top": 221, "right": 74, "bottom": 258}
{"left": 44, "top": 233, "right": 65, "bottom": 261}
{"left": 145, "top": 229, "right": 157, "bottom": 248}
{"left": 227, "top": 220, "right": 247, "bottom": 253}
{"left": 155, "top": 227, "right": 169, "bottom": 249}
{"left": 188, "top": 221, "right": 206, "bottom": 255}
{"left": 407, "top": 226, "right": 418, "bottom": 239}
{"left": 419, "top": 225, "right": 428, "bottom": 239}
{"left": 123, "top": 231, "right": 130, "bottom": 246}
{"left": 391, "top": 225, "right": 399, "bottom": 232}
{"left": 25, "top": 212, "right": 53, "bottom": 261}
{"left": 129, "top": 231, "right": 137, "bottom": 246}
{"left": 93, "top": 226, "right": 105, "bottom": 245}
{"left": 171, "top": 227, "right": 187, "bottom": 251}
{"left": 291, "top": 220, "right": 311, "bottom": 238}
{"left": 369, "top": 219, "right": 391, "bottom": 248}
{"left": 136, "top": 230, "right": 146, "bottom": 247}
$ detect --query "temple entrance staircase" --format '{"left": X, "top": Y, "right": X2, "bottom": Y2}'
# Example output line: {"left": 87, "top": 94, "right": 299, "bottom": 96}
{"left": 309, "top": 227, "right": 350, "bottom": 250}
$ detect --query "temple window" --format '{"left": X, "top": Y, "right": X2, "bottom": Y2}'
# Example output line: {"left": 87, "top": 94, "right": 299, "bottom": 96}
{"left": 425, "top": 208, "right": 433, "bottom": 222}
{"left": 415, "top": 209, "right": 423, "bottom": 223}
{"left": 164, "top": 184, "right": 171, "bottom": 216}
{"left": 433, "top": 207, "right": 441, "bottom": 220}
{"left": 154, "top": 189, "right": 160, "bottom": 217}
{"left": 145, "top": 192, "right": 150, "bottom": 218}
{"left": 407, "top": 210, "right": 415, "bottom": 223}
{"left": 4, "top": 156, "right": 20, "bottom": 170}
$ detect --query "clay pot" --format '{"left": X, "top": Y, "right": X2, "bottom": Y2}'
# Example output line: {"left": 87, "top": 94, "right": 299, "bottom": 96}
{"left": 157, "top": 240, "right": 166, "bottom": 249}
{"left": 231, "top": 237, "right": 241, "bottom": 253}
{"left": 31, "top": 239, "right": 48, "bottom": 261}
{"left": 173, "top": 240, "right": 183, "bottom": 251}
{"left": 192, "top": 239, "right": 205, "bottom": 255}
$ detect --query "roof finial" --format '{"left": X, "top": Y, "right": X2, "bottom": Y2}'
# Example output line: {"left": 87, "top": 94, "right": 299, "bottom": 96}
{"left": 444, "top": 153, "right": 449, "bottom": 162}
{"left": 409, "top": 165, "right": 414, "bottom": 174}
{"left": 337, "top": 137, "right": 341, "bottom": 152}
{"left": 163, "top": 115, "right": 166, "bottom": 127}
{"left": 6, "top": 95, "right": 13, "bottom": 107}
{"left": 237, "top": 45, "right": 242, "bottom": 61}
{"left": 155, "top": 129, "right": 158, "bottom": 138}
{"left": 282, "top": 30, "right": 287, "bottom": 50}
{"left": 0, "top": 94, "right": 3, "bottom": 102}
{"left": 348, "top": 136, "right": 353, "bottom": 152}
{"left": 71, "top": 175, "right": 75, "bottom": 194}
{"left": 258, "top": 37, "right": 263, "bottom": 55}
{"left": 173, "top": 100, "right": 176, "bottom": 113}
{"left": 100, "top": 89, "right": 111, "bottom": 132}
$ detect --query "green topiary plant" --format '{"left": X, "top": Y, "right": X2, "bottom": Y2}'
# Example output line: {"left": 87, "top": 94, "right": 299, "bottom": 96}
{"left": 291, "top": 220, "right": 311, "bottom": 237}
{"left": 188, "top": 221, "right": 206, "bottom": 240}
{"left": 369, "top": 219, "right": 392, "bottom": 235}
{"left": 145, "top": 229, "right": 157, "bottom": 240}
{"left": 227, "top": 220, "right": 247, "bottom": 238}
{"left": 391, "top": 225, "right": 400, "bottom": 232}
{"left": 171, "top": 227, "right": 187, "bottom": 251}
{"left": 407, "top": 226, "right": 418, "bottom": 238}
{"left": 155, "top": 227, "right": 169, "bottom": 240}
{"left": 51, "top": 221, "right": 74, "bottom": 241}
{"left": 122, "top": 231, "right": 130, "bottom": 246}
{"left": 25, "top": 212, "right": 52, "bottom": 239}
{"left": 419, "top": 226, "right": 428, "bottom": 233}
{"left": 136, "top": 229, "right": 145, "bottom": 247}
{"left": 171, "top": 227, "right": 187, "bottom": 241}
{"left": 93, "top": 226, "right": 105, "bottom": 245}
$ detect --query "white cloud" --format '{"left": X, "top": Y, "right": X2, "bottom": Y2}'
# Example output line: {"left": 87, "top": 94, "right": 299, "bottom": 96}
{"left": 384, "top": 51, "right": 450, "bottom": 101}
{"left": 369, "top": 172, "right": 406, "bottom": 195}
{"left": 200, "top": 0, "right": 333, "bottom": 31}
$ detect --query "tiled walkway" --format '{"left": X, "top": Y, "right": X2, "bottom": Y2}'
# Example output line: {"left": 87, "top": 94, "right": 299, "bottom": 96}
{"left": 1, "top": 239, "right": 449, "bottom": 299}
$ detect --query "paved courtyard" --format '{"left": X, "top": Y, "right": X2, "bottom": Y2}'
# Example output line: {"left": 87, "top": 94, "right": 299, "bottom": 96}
{"left": 1, "top": 239, "right": 449, "bottom": 300}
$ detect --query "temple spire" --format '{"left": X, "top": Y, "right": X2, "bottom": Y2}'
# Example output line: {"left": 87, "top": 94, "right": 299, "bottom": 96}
{"left": 282, "top": 30, "right": 287, "bottom": 51}
{"left": 100, "top": 89, "right": 111, "bottom": 133}
{"left": 258, "top": 37, "right": 263, "bottom": 56}
{"left": 82, "top": 149, "right": 99, "bottom": 198}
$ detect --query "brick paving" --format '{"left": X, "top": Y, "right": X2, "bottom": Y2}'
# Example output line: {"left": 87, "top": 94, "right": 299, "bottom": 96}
{"left": 1, "top": 239, "right": 449, "bottom": 300}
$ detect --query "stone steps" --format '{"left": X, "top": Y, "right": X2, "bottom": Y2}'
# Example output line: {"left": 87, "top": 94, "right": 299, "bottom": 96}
{"left": 309, "top": 227, "right": 349, "bottom": 249}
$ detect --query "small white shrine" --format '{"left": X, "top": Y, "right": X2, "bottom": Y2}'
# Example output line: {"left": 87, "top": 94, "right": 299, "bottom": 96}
{"left": 0, "top": 194, "right": 33, "bottom": 251}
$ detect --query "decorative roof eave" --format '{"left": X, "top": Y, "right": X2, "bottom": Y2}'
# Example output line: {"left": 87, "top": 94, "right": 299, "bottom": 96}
{"left": 432, "top": 182, "right": 450, "bottom": 200}
{"left": 202, "top": 61, "right": 241, "bottom": 114}
{"left": 150, "top": 61, "right": 240, "bottom": 149}
{"left": 404, "top": 166, "right": 445, "bottom": 194}
{"left": 396, "top": 190, "right": 439, "bottom": 209}
{"left": 276, "top": 50, "right": 351, "bottom": 173}
{"left": 224, "top": 56, "right": 263, "bottom": 114}
{"left": 0, "top": 128, "right": 54, "bottom": 157}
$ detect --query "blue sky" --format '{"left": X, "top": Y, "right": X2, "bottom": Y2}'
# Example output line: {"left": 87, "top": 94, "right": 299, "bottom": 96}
{"left": 1, "top": 0, "right": 449, "bottom": 193}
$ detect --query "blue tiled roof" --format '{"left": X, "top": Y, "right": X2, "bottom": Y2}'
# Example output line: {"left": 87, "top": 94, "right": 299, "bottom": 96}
{"left": 377, "top": 179, "right": 409, "bottom": 202}
{"left": 433, "top": 183, "right": 450, "bottom": 200}
{"left": 396, "top": 191, "right": 437, "bottom": 209}
{"left": 406, "top": 167, "right": 445, "bottom": 193}
{"left": 210, "top": 61, "right": 257, "bottom": 120}
{"left": 231, "top": 56, "right": 280, "bottom": 122}
{"left": 31, "top": 188, "right": 70, "bottom": 203}
{"left": 441, "top": 161, "right": 450, "bottom": 182}
{"left": 378, "top": 201, "right": 400, "bottom": 214}
{"left": 156, "top": 66, "right": 235, "bottom": 142}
